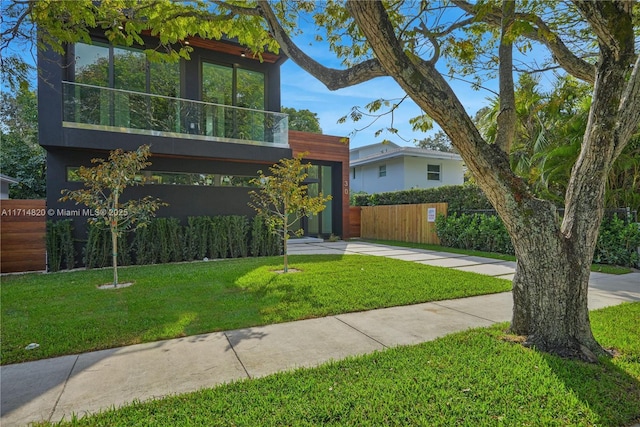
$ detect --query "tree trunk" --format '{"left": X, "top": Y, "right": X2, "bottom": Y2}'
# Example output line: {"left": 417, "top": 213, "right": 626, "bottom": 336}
{"left": 111, "top": 227, "right": 119, "bottom": 287}
{"left": 283, "top": 205, "right": 289, "bottom": 273}
{"left": 506, "top": 200, "right": 604, "bottom": 362}
{"left": 112, "top": 191, "right": 119, "bottom": 287}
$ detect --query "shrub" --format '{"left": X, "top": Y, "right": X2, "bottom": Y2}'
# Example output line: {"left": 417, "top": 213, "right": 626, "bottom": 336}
{"left": 132, "top": 217, "right": 184, "bottom": 264}
{"left": 594, "top": 215, "right": 640, "bottom": 267}
{"left": 209, "top": 216, "right": 229, "bottom": 259}
{"left": 352, "top": 184, "right": 491, "bottom": 212}
{"left": 184, "top": 216, "right": 210, "bottom": 261}
{"left": 437, "top": 212, "right": 639, "bottom": 267}
{"left": 226, "top": 216, "right": 249, "bottom": 258}
{"left": 436, "top": 213, "right": 514, "bottom": 255}
{"left": 46, "top": 219, "right": 75, "bottom": 272}
{"left": 84, "top": 221, "right": 131, "bottom": 268}
{"left": 81, "top": 214, "right": 288, "bottom": 267}
{"left": 250, "top": 214, "right": 282, "bottom": 257}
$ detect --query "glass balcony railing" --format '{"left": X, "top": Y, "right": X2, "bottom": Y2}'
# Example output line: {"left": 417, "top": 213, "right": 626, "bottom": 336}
{"left": 62, "top": 81, "right": 289, "bottom": 147}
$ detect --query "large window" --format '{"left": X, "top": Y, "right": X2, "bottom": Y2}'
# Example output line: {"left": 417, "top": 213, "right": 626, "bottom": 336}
{"left": 202, "top": 62, "right": 265, "bottom": 141}
{"left": 67, "top": 167, "right": 257, "bottom": 187}
{"left": 71, "top": 42, "right": 180, "bottom": 131}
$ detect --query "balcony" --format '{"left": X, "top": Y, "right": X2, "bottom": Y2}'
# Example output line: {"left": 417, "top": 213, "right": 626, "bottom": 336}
{"left": 62, "top": 81, "right": 289, "bottom": 148}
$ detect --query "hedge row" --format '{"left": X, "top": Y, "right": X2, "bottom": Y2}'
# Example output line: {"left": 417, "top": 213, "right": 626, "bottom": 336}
{"left": 435, "top": 213, "right": 640, "bottom": 267}
{"left": 352, "top": 184, "right": 492, "bottom": 212}
{"left": 594, "top": 215, "right": 640, "bottom": 267}
{"left": 46, "top": 215, "right": 282, "bottom": 272}
{"left": 46, "top": 220, "right": 75, "bottom": 272}
{"left": 435, "top": 213, "right": 514, "bottom": 255}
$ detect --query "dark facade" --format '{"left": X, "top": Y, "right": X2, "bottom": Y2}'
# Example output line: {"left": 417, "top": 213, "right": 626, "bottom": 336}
{"left": 38, "top": 33, "right": 350, "bottom": 258}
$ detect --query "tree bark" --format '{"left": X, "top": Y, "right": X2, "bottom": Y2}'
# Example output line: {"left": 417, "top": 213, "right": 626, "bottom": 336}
{"left": 505, "top": 200, "right": 603, "bottom": 361}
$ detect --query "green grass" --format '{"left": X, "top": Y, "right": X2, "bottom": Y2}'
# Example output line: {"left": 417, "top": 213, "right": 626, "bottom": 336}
{"left": 364, "top": 239, "right": 519, "bottom": 261}
{"left": 366, "top": 239, "right": 635, "bottom": 274}
{"left": 1, "top": 255, "right": 511, "bottom": 365}
{"left": 42, "top": 302, "right": 640, "bottom": 427}
{"left": 591, "top": 264, "right": 634, "bottom": 275}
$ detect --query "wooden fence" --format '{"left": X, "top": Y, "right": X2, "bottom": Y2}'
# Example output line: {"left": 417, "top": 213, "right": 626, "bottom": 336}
{"left": 349, "top": 207, "right": 361, "bottom": 238}
{"left": 360, "top": 203, "right": 448, "bottom": 244}
{"left": 1, "top": 200, "right": 47, "bottom": 273}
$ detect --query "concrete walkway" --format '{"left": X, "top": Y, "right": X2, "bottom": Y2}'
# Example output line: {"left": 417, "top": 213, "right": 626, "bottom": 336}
{"left": 2, "top": 241, "right": 639, "bottom": 426}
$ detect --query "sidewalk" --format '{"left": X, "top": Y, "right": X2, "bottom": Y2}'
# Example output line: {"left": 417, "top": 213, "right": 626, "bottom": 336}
{"left": 2, "top": 241, "right": 639, "bottom": 426}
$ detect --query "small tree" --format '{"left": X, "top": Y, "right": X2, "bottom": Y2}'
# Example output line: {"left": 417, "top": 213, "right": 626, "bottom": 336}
{"left": 60, "top": 145, "right": 166, "bottom": 287}
{"left": 249, "top": 153, "right": 331, "bottom": 273}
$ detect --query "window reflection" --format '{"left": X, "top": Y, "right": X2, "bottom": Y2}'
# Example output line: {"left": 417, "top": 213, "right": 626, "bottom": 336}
{"left": 66, "top": 167, "right": 257, "bottom": 187}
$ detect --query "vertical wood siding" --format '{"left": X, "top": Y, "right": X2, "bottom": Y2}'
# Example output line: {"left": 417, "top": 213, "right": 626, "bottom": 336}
{"left": 349, "top": 207, "right": 361, "bottom": 238}
{"left": 360, "top": 203, "right": 447, "bottom": 244}
{"left": 1, "top": 200, "right": 47, "bottom": 273}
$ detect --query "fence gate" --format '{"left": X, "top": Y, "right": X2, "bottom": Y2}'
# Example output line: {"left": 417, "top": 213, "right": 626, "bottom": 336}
{"left": 1, "top": 200, "right": 47, "bottom": 273}
{"left": 360, "top": 203, "right": 447, "bottom": 245}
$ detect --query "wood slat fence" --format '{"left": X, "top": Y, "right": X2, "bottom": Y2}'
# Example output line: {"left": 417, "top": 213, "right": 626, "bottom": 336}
{"left": 359, "top": 203, "right": 447, "bottom": 245}
{"left": 1, "top": 200, "right": 47, "bottom": 273}
{"left": 349, "top": 207, "right": 361, "bottom": 238}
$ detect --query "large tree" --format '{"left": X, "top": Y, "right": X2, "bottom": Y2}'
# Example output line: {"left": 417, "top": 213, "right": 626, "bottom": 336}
{"left": 4, "top": 0, "right": 639, "bottom": 361}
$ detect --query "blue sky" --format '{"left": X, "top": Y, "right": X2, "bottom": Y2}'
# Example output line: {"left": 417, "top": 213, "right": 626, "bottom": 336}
{"left": 280, "top": 57, "right": 495, "bottom": 149}
{"left": 277, "top": 20, "right": 497, "bottom": 150}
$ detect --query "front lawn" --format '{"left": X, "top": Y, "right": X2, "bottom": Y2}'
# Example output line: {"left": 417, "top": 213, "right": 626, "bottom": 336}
{"left": 1, "top": 254, "right": 511, "bottom": 365}
{"left": 41, "top": 302, "right": 640, "bottom": 427}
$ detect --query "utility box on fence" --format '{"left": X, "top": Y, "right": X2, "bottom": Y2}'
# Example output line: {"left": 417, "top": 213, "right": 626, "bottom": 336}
{"left": 360, "top": 203, "right": 447, "bottom": 245}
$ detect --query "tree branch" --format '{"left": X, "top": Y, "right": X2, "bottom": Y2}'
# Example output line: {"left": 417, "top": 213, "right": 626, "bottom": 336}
{"left": 451, "top": 0, "right": 596, "bottom": 83}
{"left": 213, "top": 0, "right": 388, "bottom": 90}
{"left": 249, "top": 0, "right": 388, "bottom": 91}
{"left": 614, "top": 44, "right": 640, "bottom": 159}
{"left": 495, "top": 0, "right": 516, "bottom": 153}
{"left": 572, "top": 0, "right": 635, "bottom": 62}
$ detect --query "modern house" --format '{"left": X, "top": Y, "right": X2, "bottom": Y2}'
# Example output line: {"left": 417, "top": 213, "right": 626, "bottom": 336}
{"left": 350, "top": 142, "right": 464, "bottom": 194}
{"left": 38, "top": 32, "right": 350, "bottom": 249}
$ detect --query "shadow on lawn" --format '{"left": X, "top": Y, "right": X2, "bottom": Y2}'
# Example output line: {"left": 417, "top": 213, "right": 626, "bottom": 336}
{"left": 542, "top": 352, "right": 640, "bottom": 425}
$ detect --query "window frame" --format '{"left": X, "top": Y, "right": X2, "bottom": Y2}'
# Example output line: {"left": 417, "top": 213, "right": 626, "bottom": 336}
{"left": 427, "top": 163, "right": 441, "bottom": 181}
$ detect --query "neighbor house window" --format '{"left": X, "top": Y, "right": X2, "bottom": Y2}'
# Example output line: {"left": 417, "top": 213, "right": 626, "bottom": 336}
{"left": 352, "top": 168, "right": 356, "bottom": 179}
{"left": 379, "top": 165, "right": 387, "bottom": 177}
{"left": 427, "top": 164, "right": 441, "bottom": 181}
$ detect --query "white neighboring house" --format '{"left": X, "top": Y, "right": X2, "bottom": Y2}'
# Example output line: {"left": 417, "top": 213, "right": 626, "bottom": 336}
{"left": 0, "top": 174, "right": 19, "bottom": 199}
{"left": 350, "top": 142, "right": 465, "bottom": 194}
